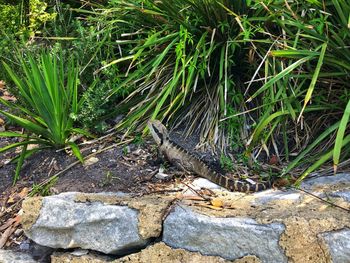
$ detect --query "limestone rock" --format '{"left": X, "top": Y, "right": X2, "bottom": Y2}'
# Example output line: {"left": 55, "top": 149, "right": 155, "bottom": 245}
{"left": 0, "top": 249, "right": 37, "bottom": 263}
{"left": 163, "top": 206, "right": 287, "bottom": 263}
{"left": 191, "top": 178, "right": 222, "bottom": 190}
{"left": 301, "top": 173, "right": 350, "bottom": 191}
{"left": 22, "top": 192, "right": 148, "bottom": 254}
{"left": 51, "top": 243, "right": 260, "bottom": 263}
{"left": 117, "top": 242, "right": 234, "bottom": 263}
{"left": 51, "top": 251, "right": 113, "bottom": 263}
{"left": 321, "top": 228, "right": 350, "bottom": 263}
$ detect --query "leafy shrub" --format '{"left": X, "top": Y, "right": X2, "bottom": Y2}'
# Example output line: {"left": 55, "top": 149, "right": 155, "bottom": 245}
{"left": 94, "top": 0, "right": 269, "bottom": 143}
{"left": 0, "top": 0, "right": 55, "bottom": 37}
{"left": 244, "top": 0, "right": 350, "bottom": 181}
{"left": 28, "top": 0, "right": 56, "bottom": 36}
{"left": 0, "top": 3, "right": 20, "bottom": 33}
{"left": 38, "top": 4, "right": 124, "bottom": 130}
{"left": 0, "top": 51, "right": 89, "bottom": 182}
{"left": 0, "top": 0, "right": 56, "bottom": 82}
{"left": 95, "top": 0, "right": 350, "bottom": 180}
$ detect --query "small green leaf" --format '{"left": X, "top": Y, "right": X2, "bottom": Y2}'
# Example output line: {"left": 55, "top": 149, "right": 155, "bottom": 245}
{"left": 13, "top": 138, "right": 29, "bottom": 185}
{"left": 69, "top": 128, "right": 95, "bottom": 138}
{"left": 0, "top": 131, "right": 31, "bottom": 138}
{"left": 68, "top": 142, "right": 84, "bottom": 163}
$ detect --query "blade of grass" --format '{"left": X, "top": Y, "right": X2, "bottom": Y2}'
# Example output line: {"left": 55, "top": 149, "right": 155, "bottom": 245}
{"left": 295, "top": 134, "right": 350, "bottom": 185}
{"left": 68, "top": 142, "right": 84, "bottom": 163}
{"left": 13, "top": 138, "right": 28, "bottom": 184}
{"left": 297, "top": 43, "right": 327, "bottom": 122}
{"left": 333, "top": 98, "right": 350, "bottom": 172}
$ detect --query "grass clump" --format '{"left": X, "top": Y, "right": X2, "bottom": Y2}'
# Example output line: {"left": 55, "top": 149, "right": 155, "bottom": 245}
{"left": 93, "top": 0, "right": 350, "bottom": 180}
{"left": 0, "top": 51, "right": 89, "bottom": 182}
{"left": 244, "top": 0, "right": 350, "bottom": 181}
{"left": 93, "top": 0, "right": 269, "bottom": 145}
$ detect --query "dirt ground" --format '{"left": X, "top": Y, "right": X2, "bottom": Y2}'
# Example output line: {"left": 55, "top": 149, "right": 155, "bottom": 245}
{"left": 0, "top": 126, "right": 220, "bottom": 198}
{"left": 0, "top": 136, "right": 160, "bottom": 195}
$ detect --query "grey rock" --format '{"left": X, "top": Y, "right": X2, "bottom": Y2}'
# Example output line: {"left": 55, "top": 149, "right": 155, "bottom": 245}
{"left": 163, "top": 206, "right": 287, "bottom": 263}
{"left": 301, "top": 173, "right": 350, "bottom": 191}
{"left": 330, "top": 190, "right": 350, "bottom": 202}
{"left": 24, "top": 192, "right": 148, "bottom": 255}
{"left": 29, "top": 242, "right": 55, "bottom": 262}
{"left": 0, "top": 249, "right": 37, "bottom": 263}
{"left": 321, "top": 228, "right": 350, "bottom": 263}
{"left": 253, "top": 189, "right": 301, "bottom": 205}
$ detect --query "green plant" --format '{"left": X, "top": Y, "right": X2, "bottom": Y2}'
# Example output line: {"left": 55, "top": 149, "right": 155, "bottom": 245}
{"left": 99, "top": 0, "right": 350, "bottom": 182}
{"left": 30, "top": 176, "right": 58, "bottom": 196}
{"left": 39, "top": 4, "right": 125, "bottom": 130}
{"left": 0, "top": 3, "right": 20, "bottom": 33}
{"left": 132, "top": 134, "right": 144, "bottom": 146}
{"left": 0, "top": 0, "right": 55, "bottom": 37}
{"left": 122, "top": 146, "right": 129, "bottom": 156}
{"left": 93, "top": 0, "right": 268, "bottom": 144}
{"left": 99, "top": 170, "right": 113, "bottom": 187}
{"left": 241, "top": 0, "right": 350, "bottom": 181}
{"left": 0, "top": 0, "right": 56, "bottom": 83}
{"left": 220, "top": 155, "right": 234, "bottom": 172}
{"left": 0, "top": 51, "right": 89, "bottom": 182}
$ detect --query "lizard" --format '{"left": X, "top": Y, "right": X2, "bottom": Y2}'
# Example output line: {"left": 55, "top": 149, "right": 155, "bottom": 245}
{"left": 147, "top": 119, "right": 272, "bottom": 193}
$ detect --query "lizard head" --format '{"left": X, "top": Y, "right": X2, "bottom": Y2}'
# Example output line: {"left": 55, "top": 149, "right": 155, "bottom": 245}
{"left": 147, "top": 119, "right": 169, "bottom": 145}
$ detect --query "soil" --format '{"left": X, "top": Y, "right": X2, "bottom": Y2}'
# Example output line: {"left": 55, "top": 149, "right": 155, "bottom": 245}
{"left": 0, "top": 134, "right": 181, "bottom": 197}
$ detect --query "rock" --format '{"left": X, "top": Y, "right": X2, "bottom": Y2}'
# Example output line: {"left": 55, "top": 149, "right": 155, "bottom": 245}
{"left": 163, "top": 206, "right": 287, "bottom": 263}
{"left": 0, "top": 249, "right": 37, "bottom": 263}
{"left": 321, "top": 228, "right": 350, "bottom": 263}
{"left": 300, "top": 173, "right": 350, "bottom": 191}
{"left": 252, "top": 189, "right": 301, "bottom": 205}
{"left": 191, "top": 178, "right": 223, "bottom": 190}
{"left": 83, "top": 157, "right": 99, "bottom": 167}
{"left": 51, "top": 243, "right": 259, "bottom": 263}
{"left": 22, "top": 192, "right": 149, "bottom": 254}
{"left": 21, "top": 174, "right": 350, "bottom": 262}
{"left": 330, "top": 190, "right": 350, "bottom": 202}
{"left": 117, "top": 242, "right": 235, "bottom": 263}
{"left": 51, "top": 251, "right": 113, "bottom": 263}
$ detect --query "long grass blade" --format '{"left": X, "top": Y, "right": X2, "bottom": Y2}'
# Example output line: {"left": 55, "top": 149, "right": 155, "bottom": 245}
{"left": 333, "top": 99, "right": 350, "bottom": 172}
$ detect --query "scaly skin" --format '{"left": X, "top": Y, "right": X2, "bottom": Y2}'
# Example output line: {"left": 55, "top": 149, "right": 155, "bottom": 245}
{"left": 148, "top": 120, "right": 272, "bottom": 193}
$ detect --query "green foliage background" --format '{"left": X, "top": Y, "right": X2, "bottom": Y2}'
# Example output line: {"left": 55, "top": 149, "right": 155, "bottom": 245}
{"left": 0, "top": 0, "right": 350, "bottom": 182}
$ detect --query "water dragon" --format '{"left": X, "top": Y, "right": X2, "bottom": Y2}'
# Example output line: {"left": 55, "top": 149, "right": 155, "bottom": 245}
{"left": 148, "top": 120, "right": 272, "bottom": 193}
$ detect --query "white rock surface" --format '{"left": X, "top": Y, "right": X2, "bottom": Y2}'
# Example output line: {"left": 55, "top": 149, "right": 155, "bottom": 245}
{"left": 24, "top": 192, "right": 148, "bottom": 254}
{"left": 191, "top": 178, "right": 223, "bottom": 190}
{"left": 163, "top": 206, "right": 287, "bottom": 263}
{"left": 321, "top": 228, "right": 350, "bottom": 263}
